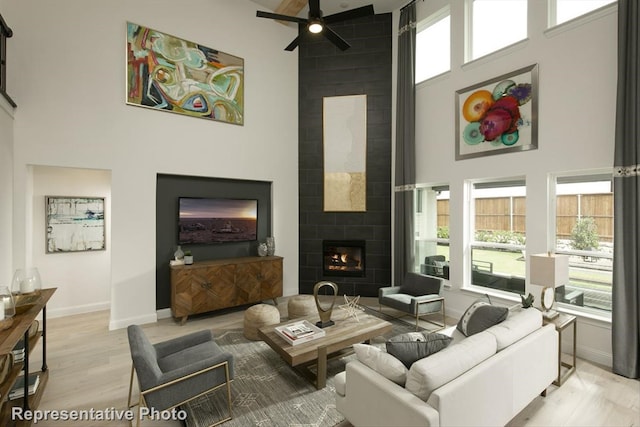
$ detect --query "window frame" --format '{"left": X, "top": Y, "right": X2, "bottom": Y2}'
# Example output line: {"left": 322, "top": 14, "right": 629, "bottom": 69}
{"left": 415, "top": 6, "right": 451, "bottom": 84}
{"left": 466, "top": 177, "right": 527, "bottom": 297}
{"left": 550, "top": 170, "right": 614, "bottom": 316}
{"left": 547, "top": 0, "right": 617, "bottom": 29}
{"left": 465, "top": 0, "right": 528, "bottom": 63}
{"left": 413, "top": 183, "right": 450, "bottom": 279}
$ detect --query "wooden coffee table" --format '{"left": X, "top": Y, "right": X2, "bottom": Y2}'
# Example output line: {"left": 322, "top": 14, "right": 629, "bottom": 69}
{"left": 258, "top": 312, "right": 392, "bottom": 389}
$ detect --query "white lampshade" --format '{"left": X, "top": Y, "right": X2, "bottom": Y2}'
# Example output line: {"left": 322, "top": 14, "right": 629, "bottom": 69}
{"left": 529, "top": 253, "right": 569, "bottom": 288}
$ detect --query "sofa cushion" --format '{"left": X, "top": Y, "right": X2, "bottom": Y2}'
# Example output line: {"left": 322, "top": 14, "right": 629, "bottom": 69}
{"left": 457, "top": 297, "right": 508, "bottom": 337}
{"left": 386, "top": 332, "right": 452, "bottom": 368}
{"left": 401, "top": 273, "right": 442, "bottom": 297}
{"left": 405, "top": 331, "right": 497, "bottom": 401}
{"left": 353, "top": 343, "right": 408, "bottom": 386}
{"left": 485, "top": 307, "right": 542, "bottom": 350}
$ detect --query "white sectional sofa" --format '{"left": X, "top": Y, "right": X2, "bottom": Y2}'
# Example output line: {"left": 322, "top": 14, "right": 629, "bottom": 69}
{"left": 334, "top": 308, "right": 558, "bottom": 427}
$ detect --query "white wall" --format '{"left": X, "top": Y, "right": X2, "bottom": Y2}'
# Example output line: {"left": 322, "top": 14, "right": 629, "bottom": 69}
{"left": 5, "top": 0, "right": 299, "bottom": 329}
{"left": 31, "top": 166, "right": 112, "bottom": 317}
{"left": 413, "top": 1, "right": 617, "bottom": 366}
{"left": 0, "top": 0, "right": 14, "bottom": 284}
{"left": 0, "top": 98, "right": 14, "bottom": 287}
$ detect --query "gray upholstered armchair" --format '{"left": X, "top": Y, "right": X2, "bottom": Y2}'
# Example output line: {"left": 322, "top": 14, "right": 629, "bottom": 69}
{"left": 378, "top": 272, "right": 446, "bottom": 330}
{"left": 127, "top": 325, "right": 234, "bottom": 426}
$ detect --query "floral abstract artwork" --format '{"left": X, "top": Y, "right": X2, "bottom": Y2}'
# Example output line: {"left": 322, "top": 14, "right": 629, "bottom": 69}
{"left": 455, "top": 64, "right": 538, "bottom": 160}
{"left": 126, "top": 22, "right": 244, "bottom": 125}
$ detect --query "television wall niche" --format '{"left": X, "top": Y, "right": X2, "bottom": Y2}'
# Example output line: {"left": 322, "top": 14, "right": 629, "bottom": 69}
{"left": 156, "top": 174, "right": 272, "bottom": 310}
{"left": 298, "top": 13, "right": 392, "bottom": 297}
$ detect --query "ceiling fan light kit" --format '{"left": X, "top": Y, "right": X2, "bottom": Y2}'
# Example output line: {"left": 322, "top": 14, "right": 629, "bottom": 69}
{"left": 308, "top": 18, "right": 323, "bottom": 34}
{"left": 256, "top": 0, "right": 374, "bottom": 51}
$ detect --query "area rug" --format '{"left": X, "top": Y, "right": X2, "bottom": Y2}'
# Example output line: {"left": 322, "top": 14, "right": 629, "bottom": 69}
{"left": 181, "top": 309, "right": 419, "bottom": 427}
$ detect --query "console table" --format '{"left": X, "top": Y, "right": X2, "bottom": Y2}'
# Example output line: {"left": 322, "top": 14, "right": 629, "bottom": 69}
{"left": 544, "top": 312, "right": 577, "bottom": 386}
{"left": 0, "top": 287, "right": 55, "bottom": 426}
{"left": 171, "top": 256, "right": 283, "bottom": 324}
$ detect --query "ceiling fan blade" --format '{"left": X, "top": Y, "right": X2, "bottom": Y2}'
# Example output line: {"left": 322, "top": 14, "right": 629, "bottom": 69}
{"left": 285, "top": 35, "right": 301, "bottom": 51}
{"left": 256, "top": 10, "right": 307, "bottom": 24}
{"left": 324, "top": 5, "right": 374, "bottom": 24}
{"left": 309, "top": 0, "right": 321, "bottom": 17}
{"left": 323, "top": 26, "right": 350, "bottom": 51}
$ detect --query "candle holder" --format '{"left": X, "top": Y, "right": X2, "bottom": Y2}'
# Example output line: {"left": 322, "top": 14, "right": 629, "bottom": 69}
{"left": 0, "top": 286, "right": 15, "bottom": 329}
{"left": 11, "top": 268, "right": 43, "bottom": 315}
{"left": 12, "top": 267, "right": 42, "bottom": 295}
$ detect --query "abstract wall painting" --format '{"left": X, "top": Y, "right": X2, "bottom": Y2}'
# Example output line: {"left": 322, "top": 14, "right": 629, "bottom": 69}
{"left": 46, "top": 197, "right": 106, "bottom": 253}
{"left": 323, "top": 95, "right": 367, "bottom": 212}
{"left": 126, "top": 22, "right": 244, "bottom": 125}
{"left": 455, "top": 64, "right": 538, "bottom": 160}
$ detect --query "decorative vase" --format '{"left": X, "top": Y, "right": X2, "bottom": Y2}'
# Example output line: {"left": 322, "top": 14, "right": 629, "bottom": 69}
{"left": 257, "top": 243, "right": 268, "bottom": 257}
{"left": 266, "top": 236, "right": 275, "bottom": 256}
{"left": 11, "top": 267, "right": 42, "bottom": 295}
{"left": 0, "top": 286, "right": 15, "bottom": 319}
{"left": 313, "top": 281, "right": 338, "bottom": 328}
{"left": 174, "top": 245, "right": 184, "bottom": 261}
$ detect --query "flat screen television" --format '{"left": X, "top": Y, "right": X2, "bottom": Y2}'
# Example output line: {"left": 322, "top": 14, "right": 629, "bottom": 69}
{"left": 178, "top": 197, "right": 258, "bottom": 244}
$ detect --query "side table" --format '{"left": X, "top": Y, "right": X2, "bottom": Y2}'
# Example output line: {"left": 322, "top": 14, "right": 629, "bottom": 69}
{"left": 544, "top": 313, "right": 577, "bottom": 386}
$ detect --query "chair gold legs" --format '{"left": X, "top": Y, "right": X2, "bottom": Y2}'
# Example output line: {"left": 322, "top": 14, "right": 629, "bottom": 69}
{"left": 415, "top": 298, "right": 446, "bottom": 331}
{"left": 128, "top": 361, "right": 233, "bottom": 427}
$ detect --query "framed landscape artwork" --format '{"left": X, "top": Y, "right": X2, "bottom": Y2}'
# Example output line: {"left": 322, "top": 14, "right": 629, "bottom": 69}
{"left": 455, "top": 64, "right": 538, "bottom": 160}
{"left": 46, "top": 196, "right": 106, "bottom": 253}
{"left": 323, "top": 94, "right": 367, "bottom": 212}
{"left": 126, "top": 22, "right": 244, "bottom": 125}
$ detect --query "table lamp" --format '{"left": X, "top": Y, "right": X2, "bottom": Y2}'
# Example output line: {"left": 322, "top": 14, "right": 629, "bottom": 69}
{"left": 530, "top": 252, "right": 569, "bottom": 320}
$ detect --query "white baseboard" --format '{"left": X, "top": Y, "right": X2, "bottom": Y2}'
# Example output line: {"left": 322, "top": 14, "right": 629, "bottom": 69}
{"left": 156, "top": 308, "right": 172, "bottom": 319}
{"left": 47, "top": 301, "right": 110, "bottom": 319}
{"left": 576, "top": 344, "right": 613, "bottom": 368}
{"left": 109, "top": 312, "right": 157, "bottom": 331}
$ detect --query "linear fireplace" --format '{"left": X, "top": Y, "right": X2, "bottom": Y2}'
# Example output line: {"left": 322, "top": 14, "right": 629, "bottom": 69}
{"left": 322, "top": 240, "right": 366, "bottom": 277}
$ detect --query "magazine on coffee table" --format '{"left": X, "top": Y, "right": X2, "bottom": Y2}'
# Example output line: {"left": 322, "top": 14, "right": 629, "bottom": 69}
{"left": 275, "top": 320, "right": 326, "bottom": 346}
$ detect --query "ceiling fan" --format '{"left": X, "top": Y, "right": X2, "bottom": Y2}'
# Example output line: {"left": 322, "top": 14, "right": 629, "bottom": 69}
{"left": 256, "top": 0, "right": 374, "bottom": 51}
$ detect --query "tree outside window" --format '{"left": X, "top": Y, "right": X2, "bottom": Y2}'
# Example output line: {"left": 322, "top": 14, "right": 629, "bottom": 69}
{"left": 555, "top": 174, "right": 613, "bottom": 312}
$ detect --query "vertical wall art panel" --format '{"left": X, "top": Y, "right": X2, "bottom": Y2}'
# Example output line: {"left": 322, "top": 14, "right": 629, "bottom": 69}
{"left": 46, "top": 196, "right": 106, "bottom": 253}
{"left": 126, "top": 22, "right": 244, "bottom": 125}
{"left": 323, "top": 95, "right": 367, "bottom": 212}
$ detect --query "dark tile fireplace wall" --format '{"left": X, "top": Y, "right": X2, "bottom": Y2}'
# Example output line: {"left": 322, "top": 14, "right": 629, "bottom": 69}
{"left": 298, "top": 13, "right": 392, "bottom": 297}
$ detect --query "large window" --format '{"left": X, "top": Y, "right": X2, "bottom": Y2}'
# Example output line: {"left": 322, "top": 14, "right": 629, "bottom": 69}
{"left": 554, "top": 173, "right": 613, "bottom": 312}
{"left": 468, "top": 0, "right": 527, "bottom": 61}
{"left": 550, "top": 0, "right": 616, "bottom": 27}
{"left": 414, "top": 185, "right": 450, "bottom": 279}
{"left": 416, "top": 8, "right": 450, "bottom": 83}
{"left": 469, "top": 179, "right": 526, "bottom": 295}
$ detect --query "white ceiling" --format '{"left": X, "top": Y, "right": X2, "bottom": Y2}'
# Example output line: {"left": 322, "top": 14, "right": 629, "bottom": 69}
{"left": 250, "top": 0, "right": 408, "bottom": 18}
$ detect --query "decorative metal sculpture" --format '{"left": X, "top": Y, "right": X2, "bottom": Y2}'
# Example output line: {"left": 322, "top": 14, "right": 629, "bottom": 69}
{"left": 313, "top": 281, "right": 338, "bottom": 328}
{"left": 339, "top": 294, "right": 364, "bottom": 322}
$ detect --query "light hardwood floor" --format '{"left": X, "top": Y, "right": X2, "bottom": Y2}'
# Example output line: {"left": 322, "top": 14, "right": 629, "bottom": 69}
{"left": 24, "top": 296, "right": 639, "bottom": 426}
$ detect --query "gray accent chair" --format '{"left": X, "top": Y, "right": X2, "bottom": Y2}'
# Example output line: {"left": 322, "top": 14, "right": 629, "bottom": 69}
{"left": 127, "top": 325, "right": 234, "bottom": 426}
{"left": 420, "top": 255, "right": 449, "bottom": 279}
{"left": 378, "top": 272, "right": 446, "bottom": 330}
